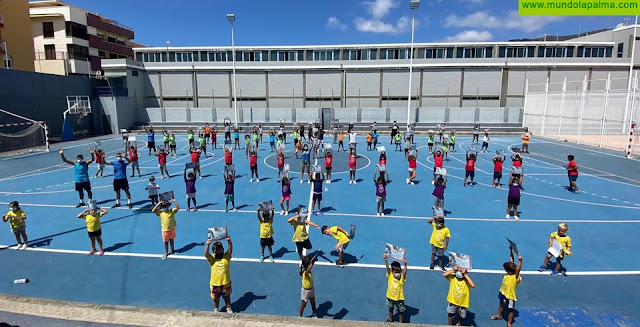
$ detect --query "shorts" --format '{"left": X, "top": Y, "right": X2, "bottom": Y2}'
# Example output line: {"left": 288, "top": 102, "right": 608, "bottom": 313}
{"left": 408, "top": 168, "right": 416, "bottom": 173}
{"left": 169, "top": 144, "right": 176, "bottom": 149}
{"left": 158, "top": 163, "right": 166, "bottom": 168}
{"left": 376, "top": 196, "right": 386, "bottom": 203}
{"left": 75, "top": 181, "right": 91, "bottom": 192}
{"left": 250, "top": 165, "right": 257, "bottom": 172}
{"left": 349, "top": 167, "right": 356, "bottom": 171}
{"left": 295, "top": 239, "right": 312, "bottom": 254}
{"left": 210, "top": 283, "right": 232, "bottom": 300}
{"left": 498, "top": 292, "right": 516, "bottom": 309}
{"left": 312, "top": 193, "right": 322, "bottom": 202}
{"left": 131, "top": 161, "right": 139, "bottom": 169}
{"left": 148, "top": 141, "right": 155, "bottom": 149}
{"left": 465, "top": 170, "right": 475, "bottom": 179}
{"left": 192, "top": 162, "right": 200, "bottom": 168}
{"left": 200, "top": 145, "right": 206, "bottom": 151}
{"left": 301, "top": 287, "right": 315, "bottom": 302}
{"left": 507, "top": 197, "right": 520, "bottom": 206}
{"left": 189, "top": 139, "right": 194, "bottom": 144}
{"left": 186, "top": 192, "right": 196, "bottom": 199}
{"left": 113, "top": 178, "right": 129, "bottom": 192}
{"left": 493, "top": 172, "right": 502, "bottom": 179}
{"left": 482, "top": 142, "right": 488, "bottom": 147}
{"left": 428, "top": 143, "right": 434, "bottom": 147}
{"left": 149, "top": 195, "right": 159, "bottom": 202}
{"left": 339, "top": 141, "right": 344, "bottom": 145}
{"left": 431, "top": 244, "right": 444, "bottom": 256}
{"left": 349, "top": 142, "right": 356, "bottom": 148}
{"left": 367, "top": 142, "right": 372, "bottom": 146}
{"left": 98, "top": 164, "right": 106, "bottom": 170}
{"left": 162, "top": 227, "right": 176, "bottom": 243}
{"left": 205, "top": 134, "right": 210, "bottom": 138}
{"left": 326, "top": 167, "right": 332, "bottom": 172}
{"left": 569, "top": 175, "right": 578, "bottom": 182}
{"left": 225, "top": 194, "right": 235, "bottom": 202}
{"left": 278, "top": 166, "right": 284, "bottom": 172}
{"left": 302, "top": 159, "right": 310, "bottom": 166}
{"left": 336, "top": 242, "right": 349, "bottom": 252}
{"left": 386, "top": 298, "right": 406, "bottom": 312}
{"left": 11, "top": 226, "right": 26, "bottom": 234}
{"left": 260, "top": 237, "right": 274, "bottom": 247}
{"left": 88, "top": 229, "right": 102, "bottom": 238}
{"left": 447, "top": 303, "right": 468, "bottom": 318}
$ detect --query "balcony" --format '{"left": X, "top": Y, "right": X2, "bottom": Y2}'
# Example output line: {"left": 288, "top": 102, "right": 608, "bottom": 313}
{"left": 86, "top": 13, "right": 134, "bottom": 39}
{"left": 88, "top": 34, "right": 133, "bottom": 57}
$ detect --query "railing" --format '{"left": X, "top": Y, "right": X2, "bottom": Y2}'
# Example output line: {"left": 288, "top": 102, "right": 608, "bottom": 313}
{"left": 34, "top": 51, "right": 69, "bottom": 60}
{"left": 96, "top": 86, "right": 128, "bottom": 97}
{"left": 0, "top": 13, "right": 4, "bottom": 26}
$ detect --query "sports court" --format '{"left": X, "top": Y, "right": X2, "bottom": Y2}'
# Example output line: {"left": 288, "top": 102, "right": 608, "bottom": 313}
{"left": 1, "top": 132, "right": 639, "bottom": 326}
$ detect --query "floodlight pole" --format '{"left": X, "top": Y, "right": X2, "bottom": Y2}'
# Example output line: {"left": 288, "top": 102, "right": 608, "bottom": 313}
{"left": 227, "top": 14, "right": 238, "bottom": 129}
{"left": 623, "top": 15, "right": 638, "bottom": 132}
{"left": 406, "top": 0, "right": 419, "bottom": 128}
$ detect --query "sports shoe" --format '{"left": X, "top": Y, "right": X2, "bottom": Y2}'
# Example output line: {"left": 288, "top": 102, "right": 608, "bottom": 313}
{"left": 353, "top": 181, "right": 357, "bottom": 185}
{"left": 377, "top": 213, "right": 381, "bottom": 217}
{"left": 326, "top": 180, "right": 329, "bottom": 184}
{"left": 514, "top": 216, "right": 519, "bottom": 221}
{"left": 76, "top": 202, "right": 85, "bottom": 208}
{"left": 328, "top": 180, "right": 331, "bottom": 184}
{"left": 440, "top": 266, "right": 446, "bottom": 271}
{"left": 314, "top": 211, "right": 319, "bottom": 216}
{"left": 232, "top": 208, "right": 238, "bottom": 212}
{"left": 410, "top": 182, "right": 415, "bottom": 185}
{"left": 259, "top": 255, "right": 265, "bottom": 263}
{"left": 300, "top": 180, "right": 304, "bottom": 184}
{"left": 506, "top": 214, "right": 510, "bottom": 219}
{"left": 429, "top": 265, "right": 434, "bottom": 270}
{"left": 307, "top": 180, "right": 311, "bottom": 184}
{"left": 311, "top": 313, "right": 317, "bottom": 319}
{"left": 249, "top": 178, "right": 253, "bottom": 183}
{"left": 98, "top": 249, "right": 104, "bottom": 256}
{"left": 199, "top": 176, "right": 203, "bottom": 180}
{"left": 551, "top": 270, "right": 558, "bottom": 276}
{"left": 161, "top": 176, "right": 165, "bottom": 179}
{"left": 226, "top": 307, "right": 233, "bottom": 314}
{"left": 381, "top": 213, "right": 385, "bottom": 217}
{"left": 21, "top": 244, "right": 28, "bottom": 250}
{"left": 87, "top": 249, "right": 96, "bottom": 256}
{"left": 349, "top": 180, "right": 353, "bottom": 184}
{"left": 431, "top": 181, "right": 435, "bottom": 185}
{"left": 538, "top": 265, "right": 546, "bottom": 272}
{"left": 285, "top": 210, "right": 289, "bottom": 215}
{"left": 280, "top": 210, "right": 285, "bottom": 215}
{"left": 277, "top": 179, "right": 280, "bottom": 182}
{"left": 224, "top": 209, "right": 228, "bottom": 213}
{"left": 406, "top": 178, "right": 410, "bottom": 184}
{"left": 256, "top": 178, "right": 260, "bottom": 183}
{"left": 269, "top": 256, "right": 274, "bottom": 263}
{"left": 12, "top": 245, "right": 20, "bottom": 250}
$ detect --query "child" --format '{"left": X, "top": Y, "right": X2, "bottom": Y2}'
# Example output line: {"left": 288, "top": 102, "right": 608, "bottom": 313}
{"left": 299, "top": 255, "right": 317, "bottom": 318}
{"left": 188, "top": 128, "right": 195, "bottom": 147}
{"left": 449, "top": 131, "right": 457, "bottom": 152}
{"left": 252, "top": 128, "right": 259, "bottom": 149}
{"left": 491, "top": 249, "right": 523, "bottom": 327}
{"left": 394, "top": 133, "right": 402, "bottom": 151}
{"left": 189, "top": 146, "right": 203, "bottom": 179}
{"left": 77, "top": 201, "right": 108, "bottom": 256}
{"left": 204, "top": 124, "right": 211, "bottom": 145}
{"left": 224, "top": 144, "right": 234, "bottom": 166}
{"left": 288, "top": 209, "right": 320, "bottom": 260}
{"left": 257, "top": 207, "right": 275, "bottom": 263}
{"left": 162, "top": 129, "right": 170, "bottom": 149}
{"left": 348, "top": 147, "right": 357, "bottom": 184}
{"left": 244, "top": 134, "right": 252, "bottom": 159}
{"left": 492, "top": 153, "right": 506, "bottom": 188}
{"left": 184, "top": 167, "right": 197, "bottom": 211}
{"left": 521, "top": 130, "right": 531, "bottom": 153}
{"left": 427, "top": 131, "right": 435, "bottom": 153}
{"left": 144, "top": 125, "right": 155, "bottom": 155}
{"left": 433, "top": 150, "right": 444, "bottom": 185}
{"left": 443, "top": 265, "right": 475, "bottom": 326}
{"left": 321, "top": 225, "right": 350, "bottom": 267}
{"left": 280, "top": 177, "right": 292, "bottom": 215}
{"left": 151, "top": 198, "right": 180, "bottom": 259}
{"left": 379, "top": 152, "right": 390, "bottom": 183}
{"left": 277, "top": 134, "right": 284, "bottom": 151}
{"left": 324, "top": 151, "right": 333, "bottom": 184}
{"left": 294, "top": 138, "right": 302, "bottom": 159}
{"left": 374, "top": 170, "right": 387, "bottom": 217}
{"left": 366, "top": 132, "right": 373, "bottom": 151}
{"left": 300, "top": 144, "right": 311, "bottom": 184}
{"left": 129, "top": 146, "right": 141, "bottom": 177}
{"left": 566, "top": 155, "right": 579, "bottom": 192}
{"left": 169, "top": 132, "right": 177, "bottom": 156}
{"left": 372, "top": 130, "right": 379, "bottom": 149}
{"left": 259, "top": 124, "right": 264, "bottom": 143}
{"left": 249, "top": 150, "right": 259, "bottom": 182}
{"left": 472, "top": 124, "right": 480, "bottom": 144}
{"left": 348, "top": 130, "right": 358, "bottom": 150}
{"left": 205, "top": 236, "right": 233, "bottom": 313}
{"left": 333, "top": 122, "right": 339, "bottom": 144}
{"left": 155, "top": 147, "right": 170, "bottom": 179}
{"left": 2, "top": 201, "right": 28, "bottom": 250}
{"left": 481, "top": 131, "right": 490, "bottom": 153}
{"left": 95, "top": 148, "right": 105, "bottom": 178}
{"left": 277, "top": 149, "right": 285, "bottom": 182}
{"left": 428, "top": 216, "right": 450, "bottom": 271}
{"left": 506, "top": 175, "right": 521, "bottom": 220}
{"left": 311, "top": 172, "right": 325, "bottom": 215}
{"left": 337, "top": 129, "right": 345, "bottom": 152}
{"left": 199, "top": 131, "right": 209, "bottom": 158}
{"left": 463, "top": 150, "right": 477, "bottom": 186}
{"left": 383, "top": 255, "right": 408, "bottom": 323}
{"left": 317, "top": 129, "right": 325, "bottom": 152}
{"left": 211, "top": 126, "right": 218, "bottom": 150}
{"left": 234, "top": 128, "right": 241, "bottom": 149}
{"left": 404, "top": 138, "right": 411, "bottom": 161}
{"left": 224, "top": 170, "right": 237, "bottom": 213}
{"left": 538, "top": 223, "right": 572, "bottom": 276}
{"left": 145, "top": 176, "right": 160, "bottom": 205}
{"left": 432, "top": 175, "right": 447, "bottom": 211}
{"left": 293, "top": 128, "right": 300, "bottom": 146}
{"left": 407, "top": 150, "right": 417, "bottom": 185}
{"left": 439, "top": 123, "right": 446, "bottom": 143}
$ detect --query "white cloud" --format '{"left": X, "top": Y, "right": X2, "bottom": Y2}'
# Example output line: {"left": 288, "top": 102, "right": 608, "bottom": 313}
{"left": 445, "top": 10, "right": 564, "bottom": 33}
{"left": 443, "top": 30, "right": 493, "bottom": 42}
{"left": 364, "top": 0, "right": 398, "bottom": 19}
{"left": 355, "top": 16, "right": 411, "bottom": 34}
{"left": 326, "top": 16, "right": 347, "bottom": 30}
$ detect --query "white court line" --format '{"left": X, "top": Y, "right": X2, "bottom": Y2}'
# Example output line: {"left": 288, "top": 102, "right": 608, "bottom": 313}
{"left": 539, "top": 137, "right": 640, "bottom": 160}
{"left": 3, "top": 202, "right": 640, "bottom": 223}
{"left": 3, "top": 245, "right": 639, "bottom": 276}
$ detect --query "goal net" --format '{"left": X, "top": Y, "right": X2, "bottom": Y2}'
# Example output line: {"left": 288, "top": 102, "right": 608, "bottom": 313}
{"left": 0, "top": 109, "right": 49, "bottom": 154}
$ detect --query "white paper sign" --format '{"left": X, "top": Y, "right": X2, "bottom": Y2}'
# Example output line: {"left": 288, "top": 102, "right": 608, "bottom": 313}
{"left": 548, "top": 239, "right": 563, "bottom": 258}
{"left": 384, "top": 243, "right": 406, "bottom": 262}
{"left": 207, "top": 226, "right": 228, "bottom": 241}
{"left": 448, "top": 252, "right": 473, "bottom": 270}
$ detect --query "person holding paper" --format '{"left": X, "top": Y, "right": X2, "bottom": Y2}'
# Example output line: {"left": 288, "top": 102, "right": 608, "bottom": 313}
{"left": 372, "top": 130, "right": 379, "bottom": 149}
{"left": 161, "top": 129, "right": 170, "bottom": 150}
{"left": 224, "top": 122, "right": 231, "bottom": 142}
{"left": 211, "top": 126, "right": 218, "bottom": 150}
{"left": 427, "top": 131, "right": 435, "bottom": 153}
{"left": 366, "top": 132, "right": 373, "bottom": 151}
{"left": 321, "top": 225, "right": 350, "bottom": 267}
{"left": 168, "top": 132, "right": 177, "bottom": 156}
{"left": 198, "top": 131, "right": 209, "bottom": 158}
{"left": 407, "top": 150, "right": 418, "bottom": 185}
{"left": 205, "top": 236, "right": 233, "bottom": 313}
{"left": 374, "top": 170, "right": 388, "bottom": 217}
{"left": 324, "top": 151, "right": 333, "bottom": 184}
{"left": 389, "top": 121, "right": 399, "bottom": 145}
{"left": 128, "top": 146, "right": 141, "bottom": 177}
{"left": 188, "top": 128, "right": 195, "bottom": 147}
{"left": 257, "top": 207, "right": 275, "bottom": 263}
{"left": 143, "top": 125, "right": 155, "bottom": 155}
{"left": 443, "top": 265, "right": 475, "bottom": 326}
{"left": 492, "top": 152, "right": 506, "bottom": 188}
{"left": 432, "top": 150, "right": 444, "bottom": 185}
{"left": 337, "top": 129, "right": 345, "bottom": 152}
{"left": 184, "top": 167, "right": 197, "bottom": 212}
{"left": 311, "top": 172, "right": 325, "bottom": 215}
{"left": 300, "top": 144, "right": 311, "bottom": 184}
{"left": 463, "top": 149, "right": 478, "bottom": 187}
{"left": 152, "top": 198, "right": 180, "bottom": 260}
{"left": 94, "top": 148, "right": 105, "bottom": 179}
{"left": 288, "top": 209, "right": 319, "bottom": 260}
{"left": 383, "top": 254, "right": 408, "bottom": 323}
{"left": 428, "top": 216, "right": 451, "bottom": 271}
{"left": 472, "top": 123, "right": 480, "bottom": 145}
{"left": 76, "top": 202, "right": 108, "bottom": 256}
{"left": 348, "top": 147, "right": 358, "bottom": 184}
{"left": 299, "top": 255, "right": 318, "bottom": 318}
{"left": 189, "top": 147, "right": 203, "bottom": 179}
{"left": 491, "top": 248, "right": 522, "bottom": 327}
{"left": 249, "top": 150, "right": 260, "bottom": 183}
{"left": 223, "top": 171, "right": 237, "bottom": 213}
{"left": 481, "top": 130, "right": 490, "bottom": 153}
{"left": 432, "top": 175, "right": 447, "bottom": 211}
{"left": 538, "top": 223, "right": 572, "bottom": 276}
{"left": 279, "top": 177, "right": 292, "bottom": 216}
{"left": 59, "top": 148, "right": 95, "bottom": 208}
{"left": 155, "top": 148, "right": 170, "bottom": 180}
{"left": 506, "top": 176, "right": 522, "bottom": 220}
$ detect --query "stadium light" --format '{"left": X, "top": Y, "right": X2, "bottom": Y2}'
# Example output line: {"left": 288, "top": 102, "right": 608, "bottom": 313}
{"left": 227, "top": 14, "right": 238, "bottom": 128}
{"left": 406, "top": 0, "right": 419, "bottom": 128}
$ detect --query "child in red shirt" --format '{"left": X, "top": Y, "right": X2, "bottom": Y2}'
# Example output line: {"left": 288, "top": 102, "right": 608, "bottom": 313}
{"left": 155, "top": 148, "right": 170, "bottom": 179}
{"left": 129, "top": 146, "right": 141, "bottom": 177}
{"left": 224, "top": 145, "right": 233, "bottom": 165}
{"left": 325, "top": 151, "right": 333, "bottom": 184}
{"left": 277, "top": 149, "right": 285, "bottom": 182}
{"left": 432, "top": 150, "right": 444, "bottom": 185}
{"left": 249, "top": 150, "right": 259, "bottom": 182}
{"left": 211, "top": 126, "right": 218, "bottom": 150}
{"left": 95, "top": 149, "right": 105, "bottom": 178}
{"left": 348, "top": 147, "right": 357, "bottom": 184}
{"left": 464, "top": 149, "right": 477, "bottom": 187}
{"left": 190, "top": 147, "right": 203, "bottom": 179}
{"left": 566, "top": 155, "right": 579, "bottom": 192}
{"left": 407, "top": 150, "right": 418, "bottom": 185}
{"left": 492, "top": 152, "right": 506, "bottom": 188}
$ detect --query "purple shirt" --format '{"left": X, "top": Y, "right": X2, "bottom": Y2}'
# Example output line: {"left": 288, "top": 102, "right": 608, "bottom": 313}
{"left": 282, "top": 184, "right": 291, "bottom": 197}
{"left": 432, "top": 185, "right": 445, "bottom": 199}
{"left": 186, "top": 179, "right": 196, "bottom": 194}
{"left": 375, "top": 182, "right": 386, "bottom": 197}
{"left": 225, "top": 180, "right": 234, "bottom": 195}
{"left": 508, "top": 184, "right": 521, "bottom": 198}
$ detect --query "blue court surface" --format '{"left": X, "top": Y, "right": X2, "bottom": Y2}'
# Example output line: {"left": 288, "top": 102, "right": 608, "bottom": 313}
{"left": 0, "top": 134, "right": 639, "bottom": 326}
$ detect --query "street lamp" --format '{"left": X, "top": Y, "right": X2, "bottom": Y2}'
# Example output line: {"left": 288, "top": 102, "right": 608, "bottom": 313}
{"left": 227, "top": 13, "right": 238, "bottom": 128}
{"left": 406, "top": 0, "right": 419, "bottom": 128}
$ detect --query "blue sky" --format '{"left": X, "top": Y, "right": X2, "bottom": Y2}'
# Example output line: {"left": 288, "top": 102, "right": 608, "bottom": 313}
{"left": 59, "top": 0, "right": 625, "bottom": 46}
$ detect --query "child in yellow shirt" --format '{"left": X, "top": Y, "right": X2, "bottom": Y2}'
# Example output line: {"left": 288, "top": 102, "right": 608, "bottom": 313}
{"left": 491, "top": 248, "right": 522, "bottom": 327}
{"left": 321, "top": 225, "right": 351, "bottom": 268}
{"left": 151, "top": 198, "right": 180, "bottom": 259}
{"left": 205, "top": 236, "right": 233, "bottom": 313}
{"left": 383, "top": 254, "right": 408, "bottom": 323}
{"left": 299, "top": 255, "right": 317, "bottom": 318}
{"left": 538, "top": 223, "right": 572, "bottom": 276}
{"left": 257, "top": 207, "right": 275, "bottom": 263}
{"left": 76, "top": 201, "right": 108, "bottom": 256}
{"left": 2, "top": 201, "right": 28, "bottom": 250}
{"left": 428, "top": 216, "right": 451, "bottom": 271}
{"left": 443, "top": 265, "right": 475, "bottom": 326}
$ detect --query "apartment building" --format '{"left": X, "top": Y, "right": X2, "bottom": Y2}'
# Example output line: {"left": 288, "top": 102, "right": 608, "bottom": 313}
{"left": 30, "top": 0, "right": 134, "bottom": 76}
{"left": 0, "top": 0, "right": 35, "bottom": 71}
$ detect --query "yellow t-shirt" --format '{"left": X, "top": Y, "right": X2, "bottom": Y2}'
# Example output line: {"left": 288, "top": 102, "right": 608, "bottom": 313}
{"left": 521, "top": 133, "right": 531, "bottom": 144}
{"left": 429, "top": 222, "right": 451, "bottom": 249}
{"left": 386, "top": 272, "right": 406, "bottom": 301}
{"left": 302, "top": 271, "right": 313, "bottom": 290}
{"left": 208, "top": 252, "right": 231, "bottom": 286}
{"left": 83, "top": 212, "right": 102, "bottom": 232}
{"left": 260, "top": 220, "right": 274, "bottom": 238}
{"left": 156, "top": 209, "right": 177, "bottom": 232}
{"left": 330, "top": 226, "right": 350, "bottom": 244}
{"left": 499, "top": 274, "right": 522, "bottom": 301}
{"left": 446, "top": 275, "right": 471, "bottom": 308}
{"left": 5, "top": 210, "right": 26, "bottom": 229}
{"left": 551, "top": 232, "right": 572, "bottom": 258}
{"left": 291, "top": 220, "right": 308, "bottom": 242}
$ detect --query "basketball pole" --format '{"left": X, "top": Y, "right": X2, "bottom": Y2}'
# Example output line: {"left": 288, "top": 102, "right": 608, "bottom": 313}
{"left": 0, "top": 108, "right": 49, "bottom": 151}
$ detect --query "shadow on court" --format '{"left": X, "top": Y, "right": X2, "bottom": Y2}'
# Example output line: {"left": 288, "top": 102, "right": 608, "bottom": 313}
{"left": 272, "top": 246, "right": 295, "bottom": 259}
{"left": 232, "top": 291, "right": 268, "bottom": 313}
{"left": 316, "top": 301, "right": 349, "bottom": 319}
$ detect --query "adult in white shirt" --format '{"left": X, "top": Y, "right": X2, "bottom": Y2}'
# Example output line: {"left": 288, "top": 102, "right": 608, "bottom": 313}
{"left": 349, "top": 131, "right": 358, "bottom": 149}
